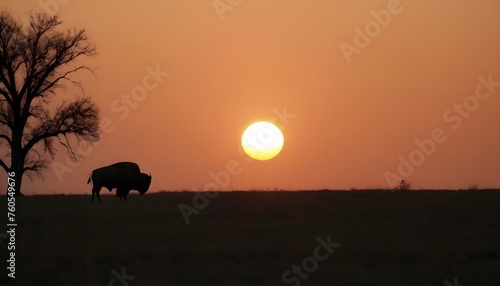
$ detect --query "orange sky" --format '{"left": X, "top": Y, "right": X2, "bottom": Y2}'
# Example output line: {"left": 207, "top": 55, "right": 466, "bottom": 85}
{"left": 2, "top": 0, "right": 500, "bottom": 194}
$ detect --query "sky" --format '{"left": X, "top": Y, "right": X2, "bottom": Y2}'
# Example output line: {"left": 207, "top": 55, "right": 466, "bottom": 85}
{"left": 1, "top": 0, "right": 500, "bottom": 194}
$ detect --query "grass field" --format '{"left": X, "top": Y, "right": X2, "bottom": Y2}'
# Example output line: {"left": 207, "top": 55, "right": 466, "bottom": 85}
{"left": 1, "top": 190, "right": 499, "bottom": 285}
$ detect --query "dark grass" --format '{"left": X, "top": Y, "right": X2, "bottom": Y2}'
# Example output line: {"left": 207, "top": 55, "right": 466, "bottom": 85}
{"left": 1, "top": 190, "right": 500, "bottom": 285}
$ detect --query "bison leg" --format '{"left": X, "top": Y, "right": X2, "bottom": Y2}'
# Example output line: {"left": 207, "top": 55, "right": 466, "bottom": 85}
{"left": 116, "top": 188, "right": 127, "bottom": 201}
{"left": 92, "top": 186, "right": 102, "bottom": 203}
{"left": 92, "top": 186, "right": 96, "bottom": 202}
{"left": 122, "top": 189, "right": 131, "bottom": 200}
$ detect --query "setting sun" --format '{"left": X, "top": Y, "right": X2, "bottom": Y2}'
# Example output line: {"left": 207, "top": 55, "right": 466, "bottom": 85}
{"left": 241, "top": 122, "right": 284, "bottom": 161}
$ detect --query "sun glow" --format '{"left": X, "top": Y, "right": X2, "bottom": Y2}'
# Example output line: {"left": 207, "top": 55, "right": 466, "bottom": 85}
{"left": 241, "top": 122, "right": 284, "bottom": 161}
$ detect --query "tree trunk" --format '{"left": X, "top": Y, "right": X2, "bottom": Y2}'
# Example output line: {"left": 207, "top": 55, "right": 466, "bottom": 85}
{"left": 10, "top": 126, "right": 25, "bottom": 196}
{"left": 13, "top": 168, "right": 24, "bottom": 197}
{"left": 9, "top": 154, "right": 25, "bottom": 197}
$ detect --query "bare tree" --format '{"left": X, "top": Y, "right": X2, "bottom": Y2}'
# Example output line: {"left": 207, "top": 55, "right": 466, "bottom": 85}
{"left": 0, "top": 11, "right": 100, "bottom": 196}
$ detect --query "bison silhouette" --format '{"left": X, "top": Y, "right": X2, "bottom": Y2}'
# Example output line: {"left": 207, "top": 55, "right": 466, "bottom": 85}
{"left": 87, "top": 162, "right": 152, "bottom": 202}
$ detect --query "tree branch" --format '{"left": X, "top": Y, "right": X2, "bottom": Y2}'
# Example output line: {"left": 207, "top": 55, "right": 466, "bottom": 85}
{"left": 23, "top": 97, "right": 100, "bottom": 156}
{"left": 0, "top": 133, "right": 11, "bottom": 145}
{"left": 0, "top": 158, "right": 8, "bottom": 172}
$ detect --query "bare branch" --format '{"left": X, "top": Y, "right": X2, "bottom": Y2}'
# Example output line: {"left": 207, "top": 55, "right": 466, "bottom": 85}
{"left": 0, "top": 157, "right": 8, "bottom": 172}
{"left": 23, "top": 145, "right": 49, "bottom": 179}
{"left": 23, "top": 159, "right": 47, "bottom": 179}
{"left": 0, "top": 133, "right": 11, "bottom": 145}
{"left": 24, "top": 96, "right": 100, "bottom": 155}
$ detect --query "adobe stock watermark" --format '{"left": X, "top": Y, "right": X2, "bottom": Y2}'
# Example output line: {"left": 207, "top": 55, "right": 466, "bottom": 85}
{"left": 384, "top": 73, "right": 499, "bottom": 188}
{"left": 108, "top": 267, "right": 135, "bottom": 286}
{"left": 213, "top": 0, "right": 243, "bottom": 22}
{"left": 51, "top": 64, "right": 169, "bottom": 182}
{"left": 11, "top": 0, "right": 73, "bottom": 54}
{"left": 178, "top": 106, "right": 297, "bottom": 225}
{"left": 444, "top": 277, "right": 465, "bottom": 286}
{"left": 19, "top": 0, "right": 72, "bottom": 28}
{"left": 339, "top": 0, "right": 413, "bottom": 64}
{"left": 282, "top": 235, "right": 340, "bottom": 286}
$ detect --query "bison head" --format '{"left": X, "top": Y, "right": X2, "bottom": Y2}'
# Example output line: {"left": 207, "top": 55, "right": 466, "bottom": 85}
{"left": 137, "top": 173, "right": 152, "bottom": 195}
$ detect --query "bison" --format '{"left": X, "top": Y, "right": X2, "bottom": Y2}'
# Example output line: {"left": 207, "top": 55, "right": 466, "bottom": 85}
{"left": 87, "top": 162, "right": 152, "bottom": 202}
{"left": 114, "top": 173, "right": 152, "bottom": 200}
